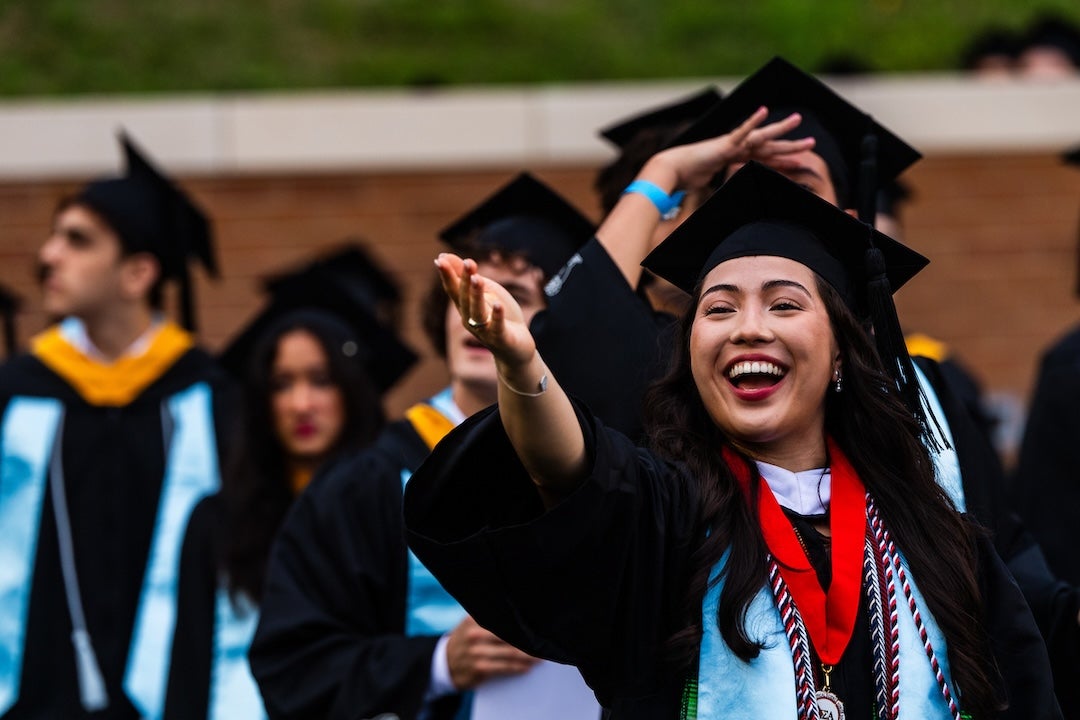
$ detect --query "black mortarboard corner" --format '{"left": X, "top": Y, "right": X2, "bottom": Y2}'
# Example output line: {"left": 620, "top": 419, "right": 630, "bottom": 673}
{"left": 219, "top": 258, "right": 417, "bottom": 394}
{"left": 668, "top": 57, "right": 921, "bottom": 219}
{"left": 598, "top": 87, "right": 723, "bottom": 149}
{"left": 0, "top": 284, "right": 21, "bottom": 357}
{"left": 643, "top": 162, "right": 940, "bottom": 447}
{"left": 262, "top": 241, "right": 405, "bottom": 327}
{"left": 74, "top": 132, "right": 218, "bottom": 332}
{"left": 438, "top": 172, "right": 596, "bottom": 278}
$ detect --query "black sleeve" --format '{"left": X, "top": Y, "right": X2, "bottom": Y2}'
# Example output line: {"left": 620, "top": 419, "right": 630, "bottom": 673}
{"left": 404, "top": 401, "right": 699, "bottom": 706}
{"left": 1011, "top": 343, "right": 1080, "bottom": 587}
{"left": 977, "top": 533, "right": 1064, "bottom": 719}
{"left": 163, "top": 497, "right": 220, "bottom": 720}
{"left": 248, "top": 452, "right": 441, "bottom": 720}
{"left": 531, "top": 238, "right": 676, "bottom": 442}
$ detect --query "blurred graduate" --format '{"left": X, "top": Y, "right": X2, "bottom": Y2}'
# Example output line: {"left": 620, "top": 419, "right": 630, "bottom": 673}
{"left": 0, "top": 133, "right": 230, "bottom": 719}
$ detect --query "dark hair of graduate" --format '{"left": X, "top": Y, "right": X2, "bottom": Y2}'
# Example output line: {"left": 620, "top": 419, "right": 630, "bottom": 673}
{"left": 644, "top": 274, "right": 1002, "bottom": 718}
{"left": 51, "top": 195, "right": 168, "bottom": 310}
{"left": 220, "top": 309, "right": 385, "bottom": 601}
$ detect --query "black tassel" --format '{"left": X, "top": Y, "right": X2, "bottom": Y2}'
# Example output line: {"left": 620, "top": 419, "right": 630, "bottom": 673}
{"left": 179, "top": 265, "right": 196, "bottom": 332}
{"left": 857, "top": 131, "right": 878, "bottom": 225}
{"left": 864, "top": 245, "right": 945, "bottom": 452}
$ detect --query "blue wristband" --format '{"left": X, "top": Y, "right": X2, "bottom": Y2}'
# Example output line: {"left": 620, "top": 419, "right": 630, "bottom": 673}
{"left": 623, "top": 180, "right": 686, "bottom": 220}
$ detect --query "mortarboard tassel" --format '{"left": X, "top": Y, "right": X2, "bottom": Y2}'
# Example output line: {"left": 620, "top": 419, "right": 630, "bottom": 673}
{"left": 72, "top": 628, "right": 109, "bottom": 711}
{"left": 857, "top": 132, "right": 878, "bottom": 225}
{"left": 178, "top": 265, "right": 196, "bottom": 333}
{"left": 864, "top": 244, "right": 945, "bottom": 453}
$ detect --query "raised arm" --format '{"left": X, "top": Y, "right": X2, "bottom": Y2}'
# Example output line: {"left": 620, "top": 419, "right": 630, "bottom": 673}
{"left": 436, "top": 254, "right": 586, "bottom": 501}
{"left": 596, "top": 106, "right": 815, "bottom": 289}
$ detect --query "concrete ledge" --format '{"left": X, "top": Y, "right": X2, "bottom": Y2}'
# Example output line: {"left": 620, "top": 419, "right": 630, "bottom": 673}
{"left": 0, "top": 74, "right": 1078, "bottom": 179}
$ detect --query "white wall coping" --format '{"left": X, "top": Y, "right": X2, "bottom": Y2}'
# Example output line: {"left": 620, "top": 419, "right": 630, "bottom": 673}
{"left": 0, "top": 74, "right": 1078, "bottom": 180}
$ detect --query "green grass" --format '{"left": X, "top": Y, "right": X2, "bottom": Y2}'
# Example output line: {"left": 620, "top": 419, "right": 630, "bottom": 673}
{"left": 0, "top": 0, "right": 1077, "bottom": 96}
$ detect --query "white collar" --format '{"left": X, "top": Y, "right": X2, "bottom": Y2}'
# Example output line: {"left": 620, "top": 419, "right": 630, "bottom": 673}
{"left": 755, "top": 460, "right": 831, "bottom": 516}
{"left": 59, "top": 314, "right": 165, "bottom": 362}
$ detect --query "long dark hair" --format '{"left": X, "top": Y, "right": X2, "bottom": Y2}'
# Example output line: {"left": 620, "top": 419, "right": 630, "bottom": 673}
{"left": 221, "top": 309, "right": 385, "bottom": 601}
{"left": 645, "top": 274, "right": 1001, "bottom": 717}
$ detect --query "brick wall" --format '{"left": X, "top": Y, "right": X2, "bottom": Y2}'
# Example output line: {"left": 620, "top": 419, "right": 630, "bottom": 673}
{"left": 2, "top": 155, "right": 1077, "bottom": 455}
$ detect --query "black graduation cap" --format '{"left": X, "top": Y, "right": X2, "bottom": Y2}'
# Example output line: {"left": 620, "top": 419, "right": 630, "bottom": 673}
{"left": 644, "top": 162, "right": 935, "bottom": 442}
{"left": 668, "top": 57, "right": 922, "bottom": 221}
{"left": 438, "top": 172, "right": 596, "bottom": 278}
{"left": 643, "top": 162, "right": 926, "bottom": 301}
{"left": 74, "top": 131, "right": 218, "bottom": 331}
{"left": 598, "top": 87, "right": 723, "bottom": 149}
{"left": 0, "top": 284, "right": 21, "bottom": 357}
{"left": 219, "top": 265, "right": 417, "bottom": 394}
{"left": 262, "top": 241, "right": 404, "bottom": 326}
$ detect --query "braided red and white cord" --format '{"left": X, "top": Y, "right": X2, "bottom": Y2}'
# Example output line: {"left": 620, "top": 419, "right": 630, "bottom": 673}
{"left": 867, "top": 496, "right": 963, "bottom": 720}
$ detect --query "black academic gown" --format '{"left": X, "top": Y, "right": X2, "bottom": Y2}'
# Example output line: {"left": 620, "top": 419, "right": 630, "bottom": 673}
{"left": 1012, "top": 324, "right": 1080, "bottom": 585}
{"left": 531, "top": 237, "right": 675, "bottom": 442}
{"left": 164, "top": 495, "right": 223, "bottom": 720}
{"left": 0, "top": 347, "right": 232, "bottom": 720}
{"left": 404, "top": 403, "right": 1061, "bottom": 720}
{"left": 1007, "top": 326, "right": 1080, "bottom": 718}
{"left": 248, "top": 420, "right": 465, "bottom": 720}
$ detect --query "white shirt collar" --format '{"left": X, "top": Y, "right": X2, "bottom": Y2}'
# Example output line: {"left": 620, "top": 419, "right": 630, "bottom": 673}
{"left": 59, "top": 314, "right": 165, "bottom": 362}
{"left": 755, "top": 460, "right": 831, "bottom": 516}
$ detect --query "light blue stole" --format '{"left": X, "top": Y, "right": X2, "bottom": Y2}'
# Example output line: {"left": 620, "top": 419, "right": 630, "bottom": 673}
{"left": 124, "top": 382, "right": 222, "bottom": 720}
{"left": 0, "top": 397, "right": 65, "bottom": 715}
{"left": 913, "top": 363, "right": 965, "bottom": 512}
{"left": 696, "top": 550, "right": 957, "bottom": 720}
{"left": 403, "top": 389, "right": 467, "bottom": 637}
{"left": 208, "top": 586, "right": 267, "bottom": 720}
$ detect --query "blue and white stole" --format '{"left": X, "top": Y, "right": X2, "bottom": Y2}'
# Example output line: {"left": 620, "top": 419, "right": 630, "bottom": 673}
{"left": 403, "top": 388, "right": 468, "bottom": 637}
{"left": 696, "top": 546, "right": 957, "bottom": 720}
{"left": 0, "top": 383, "right": 220, "bottom": 718}
{"left": 913, "top": 363, "right": 965, "bottom": 512}
{"left": 123, "top": 382, "right": 222, "bottom": 719}
{"left": 0, "top": 397, "right": 65, "bottom": 715}
{"left": 208, "top": 587, "right": 267, "bottom": 720}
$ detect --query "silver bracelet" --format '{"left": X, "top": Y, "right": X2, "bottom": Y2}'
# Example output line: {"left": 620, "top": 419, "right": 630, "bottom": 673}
{"left": 496, "top": 369, "right": 548, "bottom": 397}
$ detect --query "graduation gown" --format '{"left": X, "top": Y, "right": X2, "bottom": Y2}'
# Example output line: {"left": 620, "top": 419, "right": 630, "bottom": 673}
{"left": 1006, "top": 326, "right": 1080, "bottom": 718}
{"left": 0, "top": 324, "right": 231, "bottom": 719}
{"left": 248, "top": 418, "right": 466, "bottom": 720}
{"left": 531, "top": 237, "right": 675, "bottom": 442}
{"left": 403, "top": 403, "right": 1061, "bottom": 719}
{"left": 1012, "top": 324, "right": 1080, "bottom": 585}
{"left": 164, "top": 495, "right": 267, "bottom": 720}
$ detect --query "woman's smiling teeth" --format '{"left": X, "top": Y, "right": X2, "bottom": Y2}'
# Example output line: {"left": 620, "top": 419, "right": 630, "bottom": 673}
{"left": 727, "top": 360, "right": 786, "bottom": 389}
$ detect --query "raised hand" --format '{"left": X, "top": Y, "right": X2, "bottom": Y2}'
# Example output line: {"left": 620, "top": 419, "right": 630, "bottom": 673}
{"left": 648, "top": 105, "right": 816, "bottom": 192}
{"left": 436, "top": 252, "right": 538, "bottom": 370}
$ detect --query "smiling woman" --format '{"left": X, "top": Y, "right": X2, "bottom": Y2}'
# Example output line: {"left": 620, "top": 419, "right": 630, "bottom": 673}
{"left": 404, "top": 162, "right": 1061, "bottom": 719}
{"left": 690, "top": 255, "right": 838, "bottom": 470}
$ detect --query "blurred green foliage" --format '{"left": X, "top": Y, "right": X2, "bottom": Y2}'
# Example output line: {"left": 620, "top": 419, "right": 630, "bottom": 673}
{"left": 0, "top": 0, "right": 1077, "bottom": 96}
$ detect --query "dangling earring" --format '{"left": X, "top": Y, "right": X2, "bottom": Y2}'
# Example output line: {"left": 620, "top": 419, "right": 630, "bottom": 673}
{"left": 833, "top": 369, "right": 843, "bottom": 393}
